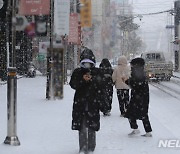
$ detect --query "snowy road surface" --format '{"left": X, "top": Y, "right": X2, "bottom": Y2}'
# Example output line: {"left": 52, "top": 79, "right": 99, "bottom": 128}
{"left": 0, "top": 76, "right": 180, "bottom": 154}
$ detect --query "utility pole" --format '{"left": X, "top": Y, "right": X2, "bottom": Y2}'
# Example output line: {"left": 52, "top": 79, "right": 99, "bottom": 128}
{"left": 0, "top": 0, "right": 8, "bottom": 81}
{"left": 122, "top": 0, "right": 125, "bottom": 56}
{"left": 174, "top": 0, "right": 180, "bottom": 71}
{"left": 46, "top": 0, "right": 55, "bottom": 99}
{"left": 73, "top": 0, "right": 78, "bottom": 69}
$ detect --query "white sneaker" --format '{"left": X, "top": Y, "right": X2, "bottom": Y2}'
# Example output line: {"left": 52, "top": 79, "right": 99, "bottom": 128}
{"left": 103, "top": 112, "right": 111, "bottom": 116}
{"left": 120, "top": 114, "right": 125, "bottom": 117}
{"left": 141, "top": 132, "right": 152, "bottom": 137}
{"left": 79, "top": 152, "right": 85, "bottom": 154}
{"left": 128, "top": 129, "right": 140, "bottom": 136}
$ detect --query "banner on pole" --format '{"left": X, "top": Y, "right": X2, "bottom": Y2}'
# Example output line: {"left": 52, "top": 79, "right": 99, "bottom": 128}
{"left": 68, "top": 13, "right": 79, "bottom": 44}
{"left": 19, "top": 0, "right": 50, "bottom": 15}
{"left": 80, "top": 0, "right": 92, "bottom": 27}
{"left": 54, "top": 0, "right": 70, "bottom": 35}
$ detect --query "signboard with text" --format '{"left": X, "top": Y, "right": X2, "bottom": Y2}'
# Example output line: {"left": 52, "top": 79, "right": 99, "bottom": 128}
{"left": 80, "top": 0, "right": 92, "bottom": 27}
{"left": 54, "top": 0, "right": 70, "bottom": 35}
{"left": 19, "top": 0, "right": 50, "bottom": 15}
{"left": 35, "top": 15, "right": 48, "bottom": 36}
{"left": 68, "top": 13, "right": 79, "bottom": 44}
{"left": 16, "top": 15, "right": 29, "bottom": 31}
{"left": 39, "top": 41, "right": 63, "bottom": 53}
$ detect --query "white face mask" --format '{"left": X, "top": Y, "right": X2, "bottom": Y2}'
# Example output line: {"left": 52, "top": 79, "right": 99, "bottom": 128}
{"left": 84, "top": 62, "right": 91, "bottom": 68}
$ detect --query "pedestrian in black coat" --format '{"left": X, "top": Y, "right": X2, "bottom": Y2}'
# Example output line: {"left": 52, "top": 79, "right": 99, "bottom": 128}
{"left": 69, "top": 48, "right": 108, "bottom": 154}
{"left": 99, "top": 58, "right": 113, "bottom": 116}
{"left": 125, "top": 57, "right": 152, "bottom": 137}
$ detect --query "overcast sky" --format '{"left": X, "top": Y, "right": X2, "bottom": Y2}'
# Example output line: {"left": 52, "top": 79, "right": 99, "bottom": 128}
{"left": 112, "top": 0, "right": 176, "bottom": 53}
{"left": 132, "top": 0, "right": 174, "bottom": 27}
{"left": 132, "top": 0, "right": 175, "bottom": 52}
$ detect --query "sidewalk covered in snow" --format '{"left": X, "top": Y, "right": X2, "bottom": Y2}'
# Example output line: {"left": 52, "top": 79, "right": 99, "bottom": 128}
{"left": 0, "top": 76, "right": 180, "bottom": 154}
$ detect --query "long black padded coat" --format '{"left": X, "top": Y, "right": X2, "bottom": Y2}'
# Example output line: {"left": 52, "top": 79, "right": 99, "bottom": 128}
{"left": 69, "top": 67, "right": 107, "bottom": 131}
{"left": 125, "top": 58, "right": 150, "bottom": 120}
{"left": 99, "top": 58, "right": 113, "bottom": 111}
{"left": 99, "top": 58, "right": 113, "bottom": 92}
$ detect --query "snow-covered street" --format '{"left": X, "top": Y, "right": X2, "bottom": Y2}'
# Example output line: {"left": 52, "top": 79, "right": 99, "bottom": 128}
{"left": 0, "top": 76, "right": 180, "bottom": 154}
{"left": 1, "top": 0, "right": 180, "bottom": 153}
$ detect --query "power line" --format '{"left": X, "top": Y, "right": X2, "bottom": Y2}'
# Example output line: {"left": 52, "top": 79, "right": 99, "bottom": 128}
{"left": 134, "top": 5, "right": 172, "bottom": 9}
{"left": 133, "top": 3, "right": 172, "bottom": 6}
{"left": 132, "top": 1, "right": 173, "bottom": 5}
{"left": 132, "top": 1, "right": 174, "bottom": 14}
{"left": 136, "top": 9, "right": 174, "bottom": 16}
{"left": 133, "top": 7, "right": 170, "bottom": 26}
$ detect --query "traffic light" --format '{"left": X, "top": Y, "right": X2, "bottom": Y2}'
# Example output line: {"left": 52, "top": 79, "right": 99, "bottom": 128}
{"left": 0, "top": 0, "right": 7, "bottom": 20}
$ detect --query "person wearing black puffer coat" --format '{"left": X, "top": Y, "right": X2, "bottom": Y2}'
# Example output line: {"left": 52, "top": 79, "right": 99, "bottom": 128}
{"left": 124, "top": 57, "right": 152, "bottom": 137}
{"left": 99, "top": 58, "right": 113, "bottom": 116}
{"left": 69, "top": 47, "right": 108, "bottom": 154}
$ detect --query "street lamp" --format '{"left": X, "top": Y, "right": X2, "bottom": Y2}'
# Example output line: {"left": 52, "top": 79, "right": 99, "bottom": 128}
{"left": 4, "top": 0, "right": 20, "bottom": 146}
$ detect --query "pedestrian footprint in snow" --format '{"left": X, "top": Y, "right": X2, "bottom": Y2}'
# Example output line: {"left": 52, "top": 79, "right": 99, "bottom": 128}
{"left": 69, "top": 47, "right": 109, "bottom": 154}
{"left": 112, "top": 56, "right": 131, "bottom": 117}
{"left": 124, "top": 57, "right": 152, "bottom": 137}
{"left": 99, "top": 58, "right": 114, "bottom": 116}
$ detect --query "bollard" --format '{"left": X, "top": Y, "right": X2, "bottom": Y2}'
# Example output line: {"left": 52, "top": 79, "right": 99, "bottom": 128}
{"left": 4, "top": 67, "right": 20, "bottom": 146}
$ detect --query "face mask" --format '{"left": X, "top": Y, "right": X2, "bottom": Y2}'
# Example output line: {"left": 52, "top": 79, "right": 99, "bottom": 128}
{"left": 84, "top": 62, "right": 91, "bottom": 68}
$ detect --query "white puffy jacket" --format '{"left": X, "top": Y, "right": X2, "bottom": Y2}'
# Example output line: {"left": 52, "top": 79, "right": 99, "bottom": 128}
{"left": 112, "top": 56, "right": 131, "bottom": 89}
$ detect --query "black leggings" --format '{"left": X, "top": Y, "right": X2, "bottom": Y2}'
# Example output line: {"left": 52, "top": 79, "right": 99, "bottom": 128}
{"left": 105, "top": 88, "right": 113, "bottom": 111}
{"left": 129, "top": 115, "right": 152, "bottom": 133}
{"left": 117, "top": 89, "right": 129, "bottom": 114}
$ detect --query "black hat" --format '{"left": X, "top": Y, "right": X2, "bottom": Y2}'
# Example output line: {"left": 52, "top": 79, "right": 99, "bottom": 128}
{"left": 130, "top": 57, "right": 145, "bottom": 66}
{"left": 80, "top": 47, "right": 96, "bottom": 63}
{"left": 99, "top": 58, "right": 112, "bottom": 68}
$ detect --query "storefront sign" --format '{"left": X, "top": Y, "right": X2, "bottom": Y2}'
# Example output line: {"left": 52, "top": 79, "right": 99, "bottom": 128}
{"left": 19, "top": 0, "right": 50, "bottom": 15}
